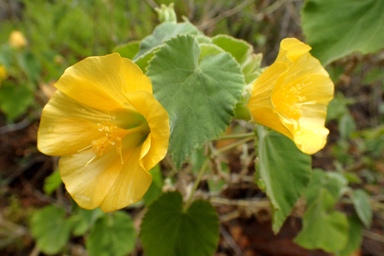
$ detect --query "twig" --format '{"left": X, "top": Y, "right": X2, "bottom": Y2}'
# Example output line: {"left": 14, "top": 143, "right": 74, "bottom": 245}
{"left": 208, "top": 143, "right": 230, "bottom": 181}
{"left": 210, "top": 197, "right": 270, "bottom": 208}
{"left": 0, "top": 118, "right": 31, "bottom": 134}
{"left": 220, "top": 210, "right": 241, "bottom": 222}
{"left": 263, "top": 0, "right": 287, "bottom": 15}
{"left": 29, "top": 246, "right": 40, "bottom": 256}
{"left": 216, "top": 137, "right": 254, "bottom": 154}
{"left": 144, "top": 0, "right": 158, "bottom": 9}
{"left": 198, "top": 0, "right": 256, "bottom": 30}
{"left": 214, "top": 132, "right": 254, "bottom": 141}
{"left": 0, "top": 214, "right": 28, "bottom": 249}
{"left": 220, "top": 225, "right": 244, "bottom": 256}
{"left": 363, "top": 230, "right": 384, "bottom": 244}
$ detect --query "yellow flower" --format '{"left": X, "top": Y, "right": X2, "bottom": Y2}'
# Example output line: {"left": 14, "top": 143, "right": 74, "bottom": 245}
{"left": 37, "top": 53, "right": 170, "bottom": 212}
{"left": 0, "top": 65, "right": 7, "bottom": 84}
{"left": 247, "top": 38, "right": 334, "bottom": 154}
{"left": 9, "top": 30, "right": 28, "bottom": 49}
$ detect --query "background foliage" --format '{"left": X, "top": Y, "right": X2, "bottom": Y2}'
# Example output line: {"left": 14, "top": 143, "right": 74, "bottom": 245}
{"left": 0, "top": 0, "right": 383, "bottom": 255}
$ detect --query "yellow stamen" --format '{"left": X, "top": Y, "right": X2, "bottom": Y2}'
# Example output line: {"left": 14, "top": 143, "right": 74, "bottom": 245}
{"left": 77, "top": 144, "right": 92, "bottom": 153}
{"left": 85, "top": 155, "right": 97, "bottom": 166}
{"left": 273, "top": 81, "right": 308, "bottom": 121}
{"left": 82, "top": 119, "right": 149, "bottom": 166}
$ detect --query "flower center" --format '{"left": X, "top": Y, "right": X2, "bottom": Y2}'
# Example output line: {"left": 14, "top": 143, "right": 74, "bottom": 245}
{"left": 272, "top": 82, "right": 307, "bottom": 121}
{"left": 80, "top": 117, "right": 149, "bottom": 166}
{"left": 92, "top": 121, "right": 125, "bottom": 157}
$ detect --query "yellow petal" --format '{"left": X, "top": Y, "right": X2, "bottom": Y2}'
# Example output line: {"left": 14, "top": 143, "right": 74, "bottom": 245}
{"left": 279, "top": 54, "right": 330, "bottom": 90}
{"left": 38, "top": 53, "right": 170, "bottom": 212}
{"left": 247, "top": 62, "right": 287, "bottom": 117}
{"left": 290, "top": 74, "right": 334, "bottom": 104}
{"left": 292, "top": 114, "right": 329, "bottom": 155}
{"left": 249, "top": 106, "right": 293, "bottom": 140}
{"left": 38, "top": 91, "right": 108, "bottom": 156}
{"left": 247, "top": 38, "right": 334, "bottom": 154}
{"left": 59, "top": 148, "right": 123, "bottom": 210}
{"left": 120, "top": 57, "right": 152, "bottom": 94}
{"left": 247, "top": 62, "right": 292, "bottom": 139}
{"left": 272, "top": 74, "right": 333, "bottom": 121}
{"left": 60, "top": 142, "right": 152, "bottom": 211}
{"left": 55, "top": 53, "right": 151, "bottom": 112}
{"left": 250, "top": 62, "right": 288, "bottom": 98}
{"left": 276, "top": 38, "right": 312, "bottom": 63}
{"left": 126, "top": 91, "right": 170, "bottom": 171}
{"left": 99, "top": 148, "right": 152, "bottom": 212}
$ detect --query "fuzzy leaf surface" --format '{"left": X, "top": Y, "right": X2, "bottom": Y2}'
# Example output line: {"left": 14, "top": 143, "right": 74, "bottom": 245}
{"left": 148, "top": 35, "right": 244, "bottom": 167}
{"left": 295, "top": 170, "right": 349, "bottom": 252}
{"left": 257, "top": 127, "right": 312, "bottom": 233}
{"left": 302, "top": 0, "right": 384, "bottom": 65}
{"left": 30, "top": 206, "right": 71, "bottom": 255}
{"left": 86, "top": 211, "right": 136, "bottom": 256}
{"left": 140, "top": 191, "right": 219, "bottom": 256}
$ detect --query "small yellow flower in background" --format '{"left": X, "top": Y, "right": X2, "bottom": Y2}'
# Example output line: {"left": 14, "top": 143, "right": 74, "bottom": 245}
{"left": 37, "top": 53, "right": 170, "bottom": 212}
{"left": 9, "top": 30, "right": 28, "bottom": 49}
{"left": 247, "top": 38, "right": 334, "bottom": 154}
{"left": 0, "top": 65, "right": 7, "bottom": 84}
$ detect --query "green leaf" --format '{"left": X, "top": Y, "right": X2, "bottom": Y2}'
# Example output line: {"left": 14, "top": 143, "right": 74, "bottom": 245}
{"left": 113, "top": 41, "right": 154, "bottom": 73}
{"left": 0, "top": 45, "right": 13, "bottom": 67}
{"left": 295, "top": 170, "right": 349, "bottom": 252}
{"left": 135, "top": 22, "right": 201, "bottom": 59}
{"left": 199, "top": 44, "right": 224, "bottom": 60}
{"left": 294, "top": 189, "right": 349, "bottom": 252}
{"left": 305, "top": 170, "right": 347, "bottom": 205}
{"left": 342, "top": 172, "right": 362, "bottom": 184}
{"left": 212, "top": 34, "right": 262, "bottom": 85}
{"left": 351, "top": 189, "right": 372, "bottom": 228}
{"left": 16, "top": 51, "right": 40, "bottom": 84}
{"left": 143, "top": 165, "right": 164, "bottom": 206}
{"left": 86, "top": 211, "right": 136, "bottom": 256}
{"left": 148, "top": 35, "right": 244, "bottom": 167}
{"left": 0, "top": 82, "right": 33, "bottom": 121}
{"left": 132, "top": 22, "right": 201, "bottom": 72}
{"left": 69, "top": 207, "right": 104, "bottom": 236}
{"left": 43, "top": 170, "right": 62, "bottom": 196}
{"left": 337, "top": 216, "right": 363, "bottom": 256}
{"left": 212, "top": 35, "right": 250, "bottom": 63}
{"left": 257, "top": 127, "right": 312, "bottom": 233}
{"left": 339, "top": 113, "right": 356, "bottom": 140}
{"left": 140, "top": 191, "right": 219, "bottom": 256}
{"left": 190, "top": 147, "right": 208, "bottom": 174}
{"left": 135, "top": 51, "right": 156, "bottom": 73}
{"left": 326, "top": 92, "right": 354, "bottom": 122}
{"left": 30, "top": 205, "right": 72, "bottom": 255}
{"left": 113, "top": 41, "right": 140, "bottom": 60}
{"left": 302, "top": 0, "right": 384, "bottom": 65}
{"left": 207, "top": 163, "right": 229, "bottom": 194}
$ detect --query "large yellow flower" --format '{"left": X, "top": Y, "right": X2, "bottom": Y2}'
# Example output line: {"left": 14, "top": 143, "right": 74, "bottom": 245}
{"left": 247, "top": 38, "right": 334, "bottom": 154}
{"left": 37, "top": 53, "right": 170, "bottom": 212}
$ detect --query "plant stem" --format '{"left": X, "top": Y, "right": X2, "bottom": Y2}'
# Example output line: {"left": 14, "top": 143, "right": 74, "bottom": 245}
{"left": 215, "top": 132, "right": 255, "bottom": 140}
{"left": 216, "top": 137, "right": 254, "bottom": 154}
{"left": 185, "top": 159, "right": 209, "bottom": 209}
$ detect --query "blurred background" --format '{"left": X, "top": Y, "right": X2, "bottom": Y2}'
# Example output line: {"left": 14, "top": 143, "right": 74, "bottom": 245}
{"left": 0, "top": 0, "right": 383, "bottom": 255}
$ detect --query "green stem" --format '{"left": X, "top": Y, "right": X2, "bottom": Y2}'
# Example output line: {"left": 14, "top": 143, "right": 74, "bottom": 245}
{"left": 216, "top": 137, "right": 254, "bottom": 154}
{"left": 184, "top": 159, "right": 209, "bottom": 209}
{"left": 215, "top": 132, "right": 255, "bottom": 141}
